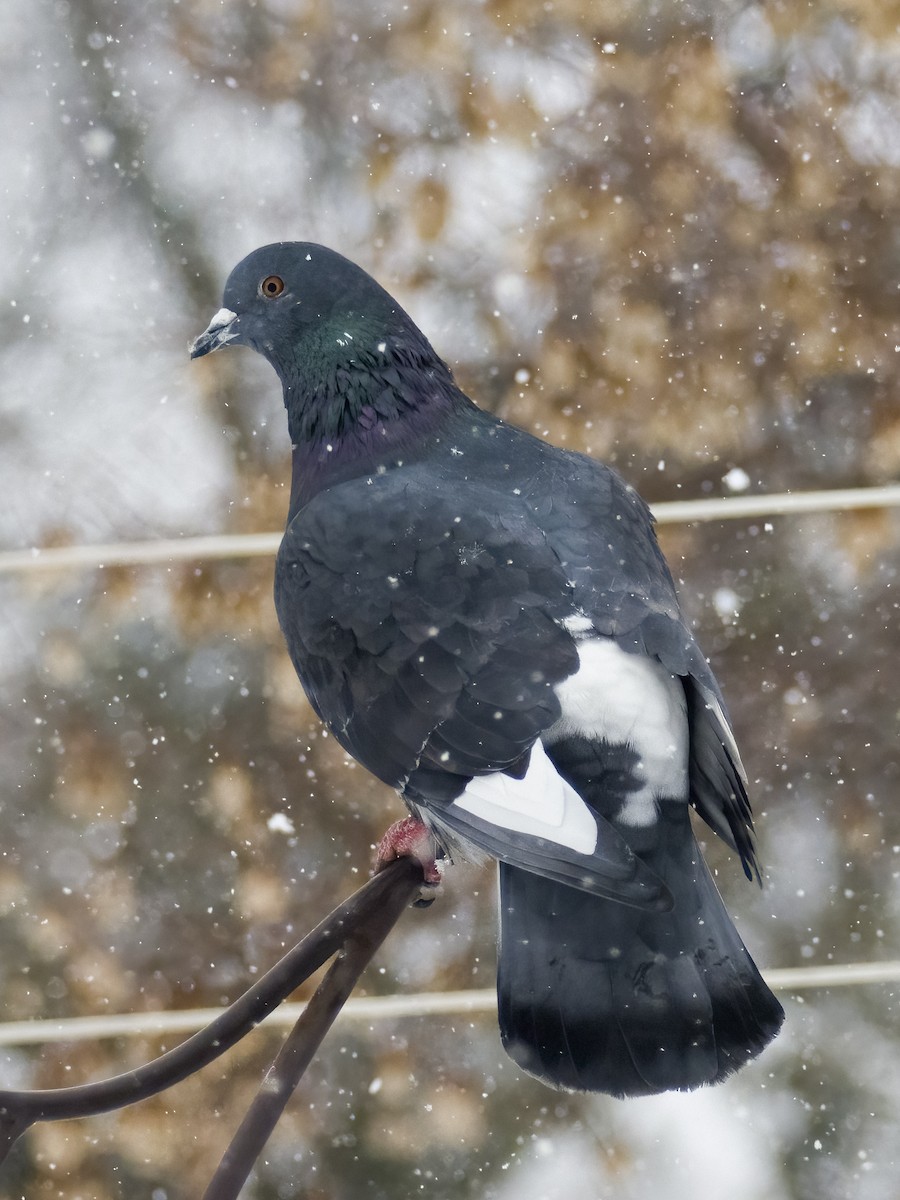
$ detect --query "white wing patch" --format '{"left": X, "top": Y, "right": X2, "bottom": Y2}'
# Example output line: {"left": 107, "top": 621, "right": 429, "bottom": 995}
{"left": 452, "top": 739, "right": 598, "bottom": 856}
{"left": 545, "top": 636, "right": 689, "bottom": 826}
{"left": 559, "top": 612, "right": 593, "bottom": 635}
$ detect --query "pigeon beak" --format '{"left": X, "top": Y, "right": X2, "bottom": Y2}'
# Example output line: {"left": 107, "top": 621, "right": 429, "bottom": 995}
{"left": 189, "top": 308, "right": 241, "bottom": 359}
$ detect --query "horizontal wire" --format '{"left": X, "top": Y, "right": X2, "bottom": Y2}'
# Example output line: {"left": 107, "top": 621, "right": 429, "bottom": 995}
{"left": 2, "top": 484, "right": 899, "bottom": 577}
{"left": 650, "top": 482, "right": 900, "bottom": 524}
{"left": 0, "top": 532, "right": 282, "bottom": 576}
{"left": 0, "top": 960, "right": 897, "bottom": 1050}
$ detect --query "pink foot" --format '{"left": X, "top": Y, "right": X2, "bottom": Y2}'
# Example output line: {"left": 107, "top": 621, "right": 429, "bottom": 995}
{"left": 375, "top": 816, "right": 443, "bottom": 899}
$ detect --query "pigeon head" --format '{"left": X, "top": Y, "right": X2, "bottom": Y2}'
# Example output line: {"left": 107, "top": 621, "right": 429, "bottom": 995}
{"left": 191, "top": 242, "right": 449, "bottom": 391}
{"left": 192, "top": 243, "right": 469, "bottom": 501}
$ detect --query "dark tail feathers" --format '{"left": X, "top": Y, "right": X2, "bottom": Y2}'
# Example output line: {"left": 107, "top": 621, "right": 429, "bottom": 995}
{"left": 497, "top": 809, "right": 783, "bottom": 1097}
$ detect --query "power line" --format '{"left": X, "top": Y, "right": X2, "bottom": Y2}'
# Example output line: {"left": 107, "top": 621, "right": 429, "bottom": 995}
{"left": 651, "top": 482, "right": 900, "bottom": 524}
{"left": 0, "top": 960, "right": 896, "bottom": 1049}
{"left": 2, "top": 484, "right": 899, "bottom": 577}
{"left": 0, "top": 531, "right": 281, "bottom": 576}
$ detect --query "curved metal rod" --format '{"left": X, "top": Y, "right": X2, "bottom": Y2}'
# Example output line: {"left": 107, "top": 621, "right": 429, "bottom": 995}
{"left": 204, "top": 856, "right": 424, "bottom": 1200}
{"left": 0, "top": 858, "right": 425, "bottom": 1161}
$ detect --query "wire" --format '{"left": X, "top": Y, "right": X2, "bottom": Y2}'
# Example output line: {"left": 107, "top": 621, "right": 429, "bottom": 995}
{"left": 1, "top": 484, "right": 899, "bottom": 576}
{"left": 651, "top": 482, "right": 900, "bottom": 524}
{"left": 0, "top": 960, "right": 896, "bottom": 1050}
{"left": 0, "top": 532, "right": 281, "bottom": 576}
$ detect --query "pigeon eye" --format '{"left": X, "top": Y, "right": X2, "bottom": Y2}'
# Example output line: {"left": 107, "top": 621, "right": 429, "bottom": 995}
{"left": 260, "top": 275, "right": 285, "bottom": 298}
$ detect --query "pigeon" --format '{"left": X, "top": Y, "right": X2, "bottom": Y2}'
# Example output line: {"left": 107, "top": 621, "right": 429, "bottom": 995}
{"left": 191, "top": 242, "right": 784, "bottom": 1097}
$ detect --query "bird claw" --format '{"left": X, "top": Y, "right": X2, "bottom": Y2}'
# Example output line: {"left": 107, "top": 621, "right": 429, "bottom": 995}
{"left": 374, "top": 816, "right": 443, "bottom": 907}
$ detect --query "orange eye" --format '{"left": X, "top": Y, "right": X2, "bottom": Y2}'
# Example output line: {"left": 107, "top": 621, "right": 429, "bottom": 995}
{"left": 260, "top": 275, "right": 285, "bottom": 298}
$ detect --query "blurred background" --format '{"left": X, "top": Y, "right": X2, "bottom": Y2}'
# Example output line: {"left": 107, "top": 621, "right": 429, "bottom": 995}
{"left": 1, "top": 0, "right": 899, "bottom": 1196}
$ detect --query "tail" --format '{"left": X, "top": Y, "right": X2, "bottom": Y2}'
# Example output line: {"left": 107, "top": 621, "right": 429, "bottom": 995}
{"left": 497, "top": 806, "right": 784, "bottom": 1096}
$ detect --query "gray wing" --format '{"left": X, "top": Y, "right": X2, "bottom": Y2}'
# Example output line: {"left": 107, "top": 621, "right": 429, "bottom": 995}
{"left": 541, "top": 446, "right": 757, "bottom": 879}
{"left": 277, "top": 448, "right": 758, "bottom": 892}
{"left": 275, "top": 468, "right": 669, "bottom": 908}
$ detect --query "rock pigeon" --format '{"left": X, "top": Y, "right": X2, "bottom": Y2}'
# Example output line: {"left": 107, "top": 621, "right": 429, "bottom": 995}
{"left": 191, "top": 243, "right": 784, "bottom": 1097}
